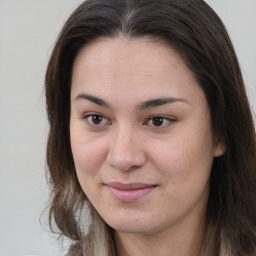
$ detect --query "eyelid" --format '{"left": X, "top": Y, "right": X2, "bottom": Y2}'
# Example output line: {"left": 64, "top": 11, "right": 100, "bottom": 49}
{"left": 145, "top": 115, "right": 176, "bottom": 128}
{"left": 82, "top": 112, "right": 111, "bottom": 127}
{"left": 80, "top": 112, "right": 176, "bottom": 129}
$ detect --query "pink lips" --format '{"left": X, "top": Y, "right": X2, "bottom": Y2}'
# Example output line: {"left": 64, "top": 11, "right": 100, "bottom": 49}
{"left": 106, "top": 182, "right": 157, "bottom": 202}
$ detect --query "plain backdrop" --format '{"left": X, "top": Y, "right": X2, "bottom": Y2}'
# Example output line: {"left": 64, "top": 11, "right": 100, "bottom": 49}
{"left": 0, "top": 1, "right": 255, "bottom": 256}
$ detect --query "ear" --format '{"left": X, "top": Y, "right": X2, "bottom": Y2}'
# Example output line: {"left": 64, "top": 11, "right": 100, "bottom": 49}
{"left": 213, "top": 137, "right": 226, "bottom": 157}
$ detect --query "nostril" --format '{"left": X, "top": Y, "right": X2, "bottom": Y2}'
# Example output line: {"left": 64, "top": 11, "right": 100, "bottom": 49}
{"left": 107, "top": 154, "right": 137, "bottom": 171}
{"left": 106, "top": 148, "right": 146, "bottom": 171}
{"left": 106, "top": 127, "right": 146, "bottom": 170}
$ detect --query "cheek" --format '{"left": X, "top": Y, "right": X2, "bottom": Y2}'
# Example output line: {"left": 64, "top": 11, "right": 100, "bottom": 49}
{"left": 70, "top": 126, "right": 107, "bottom": 178}
{"left": 70, "top": 136, "right": 105, "bottom": 199}
{"left": 72, "top": 142, "right": 103, "bottom": 171}
{"left": 150, "top": 136, "right": 213, "bottom": 212}
{"left": 147, "top": 125, "right": 214, "bottom": 185}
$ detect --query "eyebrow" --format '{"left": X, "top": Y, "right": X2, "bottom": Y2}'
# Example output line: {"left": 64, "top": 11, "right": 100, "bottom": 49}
{"left": 74, "top": 93, "right": 188, "bottom": 110}
{"left": 74, "top": 93, "right": 110, "bottom": 108}
{"left": 136, "top": 97, "right": 188, "bottom": 110}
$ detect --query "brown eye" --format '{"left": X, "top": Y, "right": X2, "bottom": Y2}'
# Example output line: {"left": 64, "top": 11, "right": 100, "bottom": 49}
{"left": 91, "top": 115, "right": 103, "bottom": 125}
{"left": 152, "top": 117, "right": 164, "bottom": 126}
{"left": 84, "top": 114, "right": 108, "bottom": 126}
{"left": 146, "top": 116, "right": 174, "bottom": 128}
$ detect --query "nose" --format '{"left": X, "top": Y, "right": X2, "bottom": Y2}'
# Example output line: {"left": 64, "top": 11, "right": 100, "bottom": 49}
{"left": 106, "top": 125, "right": 146, "bottom": 171}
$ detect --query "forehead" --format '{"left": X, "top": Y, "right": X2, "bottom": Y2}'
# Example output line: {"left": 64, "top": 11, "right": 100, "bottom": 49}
{"left": 71, "top": 36, "right": 205, "bottom": 108}
{"left": 73, "top": 36, "right": 185, "bottom": 68}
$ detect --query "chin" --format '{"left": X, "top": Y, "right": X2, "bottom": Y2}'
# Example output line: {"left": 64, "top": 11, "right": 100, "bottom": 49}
{"left": 111, "top": 223, "right": 153, "bottom": 234}
{"left": 104, "top": 214, "right": 161, "bottom": 235}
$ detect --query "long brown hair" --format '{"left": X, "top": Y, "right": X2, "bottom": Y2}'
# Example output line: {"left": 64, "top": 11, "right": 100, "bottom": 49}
{"left": 45, "top": 0, "right": 256, "bottom": 255}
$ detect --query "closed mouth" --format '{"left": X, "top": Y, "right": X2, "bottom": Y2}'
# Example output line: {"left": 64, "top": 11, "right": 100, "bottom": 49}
{"left": 105, "top": 182, "right": 157, "bottom": 201}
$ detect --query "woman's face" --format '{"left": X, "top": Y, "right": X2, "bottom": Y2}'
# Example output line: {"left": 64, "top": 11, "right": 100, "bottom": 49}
{"left": 70, "top": 37, "right": 224, "bottom": 235}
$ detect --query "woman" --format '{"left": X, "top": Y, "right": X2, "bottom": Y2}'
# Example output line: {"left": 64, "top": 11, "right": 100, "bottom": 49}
{"left": 45, "top": 0, "right": 256, "bottom": 255}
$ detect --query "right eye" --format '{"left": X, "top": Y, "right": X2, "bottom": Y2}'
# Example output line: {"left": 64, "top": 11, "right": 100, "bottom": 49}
{"left": 83, "top": 113, "right": 110, "bottom": 127}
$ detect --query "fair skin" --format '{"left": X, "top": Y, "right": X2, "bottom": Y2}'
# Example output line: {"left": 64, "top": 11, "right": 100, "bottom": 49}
{"left": 70, "top": 37, "right": 225, "bottom": 256}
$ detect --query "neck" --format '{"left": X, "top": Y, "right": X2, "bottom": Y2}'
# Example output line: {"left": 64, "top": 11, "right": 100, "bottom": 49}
{"left": 114, "top": 217, "right": 206, "bottom": 256}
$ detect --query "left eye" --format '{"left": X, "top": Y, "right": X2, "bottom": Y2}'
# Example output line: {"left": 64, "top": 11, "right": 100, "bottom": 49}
{"left": 146, "top": 116, "right": 174, "bottom": 127}
{"left": 84, "top": 114, "right": 109, "bottom": 126}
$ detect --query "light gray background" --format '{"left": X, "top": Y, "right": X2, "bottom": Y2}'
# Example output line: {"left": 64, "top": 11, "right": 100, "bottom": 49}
{"left": 0, "top": 1, "right": 255, "bottom": 256}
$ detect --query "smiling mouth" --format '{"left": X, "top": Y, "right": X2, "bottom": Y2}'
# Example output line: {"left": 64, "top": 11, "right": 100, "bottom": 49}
{"left": 105, "top": 182, "right": 157, "bottom": 202}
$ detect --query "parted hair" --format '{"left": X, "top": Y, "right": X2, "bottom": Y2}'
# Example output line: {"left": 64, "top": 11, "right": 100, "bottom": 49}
{"left": 45, "top": 0, "right": 256, "bottom": 255}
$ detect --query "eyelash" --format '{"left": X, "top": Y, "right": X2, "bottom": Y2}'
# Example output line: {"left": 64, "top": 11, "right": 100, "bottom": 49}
{"left": 144, "top": 116, "right": 176, "bottom": 128}
{"left": 82, "top": 113, "right": 176, "bottom": 129}
{"left": 82, "top": 113, "right": 110, "bottom": 127}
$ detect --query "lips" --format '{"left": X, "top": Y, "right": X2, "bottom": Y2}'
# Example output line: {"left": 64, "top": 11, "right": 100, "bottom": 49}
{"left": 105, "top": 182, "right": 157, "bottom": 202}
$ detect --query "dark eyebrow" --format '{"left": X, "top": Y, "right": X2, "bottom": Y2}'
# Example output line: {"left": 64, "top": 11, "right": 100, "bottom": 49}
{"left": 74, "top": 93, "right": 188, "bottom": 110}
{"left": 74, "top": 93, "right": 110, "bottom": 108}
{"left": 136, "top": 97, "right": 189, "bottom": 111}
